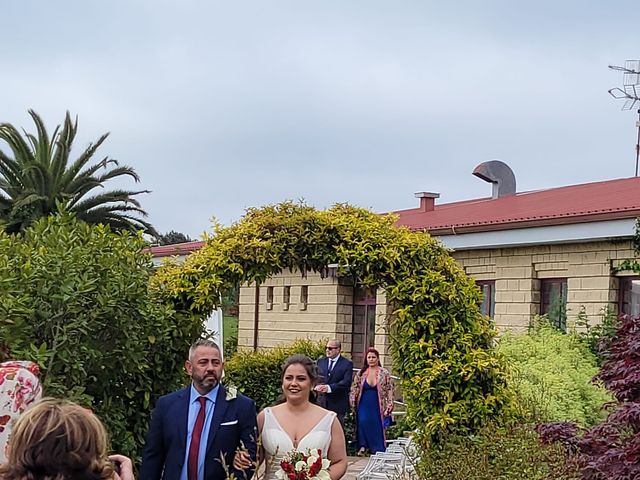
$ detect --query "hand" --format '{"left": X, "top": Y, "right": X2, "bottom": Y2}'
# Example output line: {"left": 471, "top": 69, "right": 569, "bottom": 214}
{"left": 233, "top": 449, "right": 253, "bottom": 471}
{"left": 314, "top": 384, "right": 329, "bottom": 393}
{"left": 108, "top": 454, "right": 134, "bottom": 480}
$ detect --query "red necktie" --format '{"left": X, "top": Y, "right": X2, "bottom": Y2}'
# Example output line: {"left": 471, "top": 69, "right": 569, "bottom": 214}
{"left": 188, "top": 396, "right": 207, "bottom": 480}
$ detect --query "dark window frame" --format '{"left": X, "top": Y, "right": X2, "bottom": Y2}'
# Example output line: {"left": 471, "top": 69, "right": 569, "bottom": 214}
{"left": 283, "top": 286, "right": 291, "bottom": 310}
{"left": 299, "top": 285, "right": 308, "bottom": 311}
{"left": 618, "top": 276, "right": 640, "bottom": 316}
{"left": 540, "top": 278, "right": 568, "bottom": 331}
{"left": 476, "top": 280, "right": 495, "bottom": 318}
{"left": 266, "top": 286, "right": 274, "bottom": 310}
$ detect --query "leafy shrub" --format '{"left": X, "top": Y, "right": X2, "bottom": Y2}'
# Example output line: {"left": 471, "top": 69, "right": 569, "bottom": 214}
{"left": 497, "top": 320, "right": 610, "bottom": 427}
{"left": 0, "top": 215, "right": 202, "bottom": 458}
{"left": 223, "top": 338, "right": 325, "bottom": 409}
{"left": 415, "top": 422, "right": 580, "bottom": 480}
{"left": 537, "top": 314, "right": 640, "bottom": 480}
{"left": 573, "top": 306, "right": 619, "bottom": 364}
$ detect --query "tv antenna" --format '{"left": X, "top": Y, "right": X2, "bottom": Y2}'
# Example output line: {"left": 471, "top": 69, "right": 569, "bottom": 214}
{"left": 609, "top": 60, "right": 640, "bottom": 176}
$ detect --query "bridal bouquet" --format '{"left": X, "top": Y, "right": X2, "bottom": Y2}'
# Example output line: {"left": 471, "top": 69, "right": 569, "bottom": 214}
{"left": 275, "top": 448, "right": 331, "bottom": 480}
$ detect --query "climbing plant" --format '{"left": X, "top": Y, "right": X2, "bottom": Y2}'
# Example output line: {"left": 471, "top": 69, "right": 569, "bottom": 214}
{"left": 611, "top": 218, "right": 640, "bottom": 273}
{"left": 153, "top": 201, "right": 510, "bottom": 442}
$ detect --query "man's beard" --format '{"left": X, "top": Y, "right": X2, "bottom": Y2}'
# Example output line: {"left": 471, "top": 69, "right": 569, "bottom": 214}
{"left": 194, "top": 372, "right": 218, "bottom": 392}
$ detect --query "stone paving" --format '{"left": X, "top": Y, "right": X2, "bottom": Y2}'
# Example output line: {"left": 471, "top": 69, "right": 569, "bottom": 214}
{"left": 344, "top": 456, "right": 370, "bottom": 480}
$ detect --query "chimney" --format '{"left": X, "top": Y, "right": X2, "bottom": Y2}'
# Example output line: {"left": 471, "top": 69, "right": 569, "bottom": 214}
{"left": 414, "top": 192, "right": 440, "bottom": 212}
{"left": 472, "top": 160, "right": 516, "bottom": 199}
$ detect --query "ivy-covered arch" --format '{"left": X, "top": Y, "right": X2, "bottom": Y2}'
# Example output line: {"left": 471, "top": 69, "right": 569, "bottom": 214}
{"left": 154, "top": 202, "right": 509, "bottom": 441}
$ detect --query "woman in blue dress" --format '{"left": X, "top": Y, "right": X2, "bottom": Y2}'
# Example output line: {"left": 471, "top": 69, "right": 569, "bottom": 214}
{"left": 349, "top": 348, "right": 394, "bottom": 456}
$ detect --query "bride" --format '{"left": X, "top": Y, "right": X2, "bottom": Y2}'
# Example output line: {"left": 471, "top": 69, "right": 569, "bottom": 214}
{"left": 234, "top": 354, "right": 347, "bottom": 480}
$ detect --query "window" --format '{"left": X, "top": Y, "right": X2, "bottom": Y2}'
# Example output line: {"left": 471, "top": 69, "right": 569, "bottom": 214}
{"left": 351, "top": 287, "right": 377, "bottom": 367}
{"left": 476, "top": 280, "right": 495, "bottom": 318}
{"left": 283, "top": 286, "right": 291, "bottom": 310}
{"left": 266, "top": 286, "right": 274, "bottom": 310}
{"left": 540, "top": 278, "right": 567, "bottom": 331}
{"left": 619, "top": 276, "right": 640, "bottom": 316}
{"left": 300, "top": 286, "right": 308, "bottom": 311}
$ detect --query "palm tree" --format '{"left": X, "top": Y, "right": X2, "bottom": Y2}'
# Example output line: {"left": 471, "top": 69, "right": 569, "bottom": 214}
{"left": 0, "top": 110, "right": 157, "bottom": 236}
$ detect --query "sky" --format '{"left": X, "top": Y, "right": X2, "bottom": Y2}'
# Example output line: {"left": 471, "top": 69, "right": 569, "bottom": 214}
{"left": 2, "top": 1, "right": 640, "bottom": 237}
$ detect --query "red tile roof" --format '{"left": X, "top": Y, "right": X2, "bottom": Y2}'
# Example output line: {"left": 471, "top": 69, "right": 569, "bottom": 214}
{"left": 148, "top": 177, "right": 640, "bottom": 259}
{"left": 148, "top": 240, "right": 205, "bottom": 258}
{"left": 395, "top": 176, "right": 640, "bottom": 234}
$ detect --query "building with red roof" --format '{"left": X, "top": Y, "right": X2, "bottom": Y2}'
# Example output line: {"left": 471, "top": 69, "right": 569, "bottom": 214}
{"left": 150, "top": 163, "right": 640, "bottom": 359}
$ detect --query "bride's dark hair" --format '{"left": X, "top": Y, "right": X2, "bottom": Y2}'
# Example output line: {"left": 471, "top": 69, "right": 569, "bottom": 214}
{"left": 273, "top": 354, "right": 318, "bottom": 405}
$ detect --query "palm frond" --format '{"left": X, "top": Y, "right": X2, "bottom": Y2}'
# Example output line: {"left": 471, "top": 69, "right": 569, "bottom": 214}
{"left": 0, "top": 111, "right": 155, "bottom": 234}
{"left": 58, "top": 134, "right": 110, "bottom": 188}
{"left": 68, "top": 189, "right": 149, "bottom": 212}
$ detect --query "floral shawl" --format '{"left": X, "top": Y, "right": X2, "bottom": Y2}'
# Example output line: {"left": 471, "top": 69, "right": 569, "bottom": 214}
{"left": 349, "top": 366, "right": 394, "bottom": 416}
{"left": 0, "top": 361, "right": 43, "bottom": 464}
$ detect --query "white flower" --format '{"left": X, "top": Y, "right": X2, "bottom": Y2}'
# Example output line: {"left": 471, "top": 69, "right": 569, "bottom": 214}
{"left": 312, "top": 470, "right": 331, "bottom": 480}
{"left": 225, "top": 384, "right": 238, "bottom": 401}
{"left": 306, "top": 455, "right": 319, "bottom": 467}
{"left": 295, "top": 460, "right": 307, "bottom": 471}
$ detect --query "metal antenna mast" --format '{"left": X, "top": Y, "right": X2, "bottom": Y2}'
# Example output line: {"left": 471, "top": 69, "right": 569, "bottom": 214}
{"left": 609, "top": 60, "right": 640, "bottom": 176}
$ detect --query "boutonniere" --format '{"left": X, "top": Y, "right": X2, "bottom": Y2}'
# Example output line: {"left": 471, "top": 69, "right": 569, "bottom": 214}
{"left": 225, "top": 384, "right": 238, "bottom": 401}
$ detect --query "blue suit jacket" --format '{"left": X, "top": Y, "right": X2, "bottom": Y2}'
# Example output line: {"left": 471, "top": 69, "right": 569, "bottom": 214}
{"left": 140, "top": 385, "right": 257, "bottom": 480}
{"left": 317, "top": 355, "right": 353, "bottom": 414}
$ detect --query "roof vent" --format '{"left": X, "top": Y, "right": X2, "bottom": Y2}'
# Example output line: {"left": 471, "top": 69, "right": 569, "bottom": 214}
{"left": 472, "top": 160, "right": 516, "bottom": 199}
{"left": 414, "top": 191, "right": 440, "bottom": 212}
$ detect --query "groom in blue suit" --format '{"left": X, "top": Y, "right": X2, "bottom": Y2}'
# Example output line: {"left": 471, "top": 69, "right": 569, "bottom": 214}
{"left": 140, "top": 339, "right": 257, "bottom": 480}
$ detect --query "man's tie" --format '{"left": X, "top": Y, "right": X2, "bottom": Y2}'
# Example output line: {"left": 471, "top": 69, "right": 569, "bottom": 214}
{"left": 188, "top": 396, "right": 207, "bottom": 480}
{"left": 328, "top": 359, "right": 335, "bottom": 374}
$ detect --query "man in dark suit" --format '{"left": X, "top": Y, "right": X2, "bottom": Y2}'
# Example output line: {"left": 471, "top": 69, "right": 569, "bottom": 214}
{"left": 140, "top": 339, "right": 257, "bottom": 480}
{"left": 314, "top": 339, "right": 354, "bottom": 426}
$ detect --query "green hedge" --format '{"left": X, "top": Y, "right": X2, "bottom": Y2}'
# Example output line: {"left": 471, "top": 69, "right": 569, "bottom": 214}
{"left": 416, "top": 423, "right": 580, "bottom": 480}
{"left": 497, "top": 320, "right": 611, "bottom": 427}
{"left": 0, "top": 215, "right": 202, "bottom": 458}
{"left": 224, "top": 339, "right": 326, "bottom": 409}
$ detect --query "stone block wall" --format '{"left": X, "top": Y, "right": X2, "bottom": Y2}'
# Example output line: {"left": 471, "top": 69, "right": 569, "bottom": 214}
{"left": 238, "top": 269, "right": 351, "bottom": 351}
{"left": 452, "top": 240, "right": 635, "bottom": 330}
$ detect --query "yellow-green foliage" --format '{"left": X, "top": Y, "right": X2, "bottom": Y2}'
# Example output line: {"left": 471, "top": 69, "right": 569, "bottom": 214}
{"left": 154, "top": 201, "right": 510, "bottom": 442}
{"left": 416, "top": 423, "right": 580, "bottom": 480}
{"left": 0, "top": 214, "right": 203, "bottom": 458}
{"left": 224, "top": 339, "right": 325, "bottom": 409}
{"left": 497, "top": 322, "right": 611, "bottom": 427}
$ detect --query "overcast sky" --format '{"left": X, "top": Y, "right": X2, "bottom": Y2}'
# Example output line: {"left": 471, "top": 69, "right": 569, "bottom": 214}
{"left": 2, "top": 1, "right": 639, "bottom": 237}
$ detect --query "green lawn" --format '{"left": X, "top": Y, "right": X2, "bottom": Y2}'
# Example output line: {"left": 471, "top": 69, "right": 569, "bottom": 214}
{"left": 223, "top": 315, "right": 238, "bottom": 357}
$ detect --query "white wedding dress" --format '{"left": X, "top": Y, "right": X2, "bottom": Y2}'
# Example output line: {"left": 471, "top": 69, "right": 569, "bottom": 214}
{"left": 261, "top": 407, "right": 335, "bottom": 480}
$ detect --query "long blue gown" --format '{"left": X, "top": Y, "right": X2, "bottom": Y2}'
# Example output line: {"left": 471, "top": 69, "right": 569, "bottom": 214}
{"left": 356, "top": 381, "right": 386, "bottom": 453}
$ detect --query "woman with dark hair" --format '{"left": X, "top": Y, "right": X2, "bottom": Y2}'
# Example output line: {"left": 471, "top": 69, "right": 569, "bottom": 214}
{"left": 0, "top": 397, "right": 134, "bottom": 480}
{"left": 234, "top": 354, "right": 347, "bottom": 480}
{"left": 349, "top": 348, "right": 394, "bottom": 455}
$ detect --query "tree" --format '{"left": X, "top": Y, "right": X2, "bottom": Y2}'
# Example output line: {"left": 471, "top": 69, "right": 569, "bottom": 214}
{"left": 158, "top": 230, "right": 193, "bottom": 245}
{"left": 0, "top": 214, "right": 202, "bottom": 457}
{"left": 0, "top": 110, "right": 156, "bottom": 235}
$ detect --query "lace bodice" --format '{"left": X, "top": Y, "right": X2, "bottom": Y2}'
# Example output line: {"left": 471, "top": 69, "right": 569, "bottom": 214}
{"left": 261, "top": 407, "right": 335, "bottom": 480}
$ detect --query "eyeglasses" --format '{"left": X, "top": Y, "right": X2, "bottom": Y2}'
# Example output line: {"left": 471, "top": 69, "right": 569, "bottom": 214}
{"left": 325, "top": 346, "right": 338, "bottom": 350}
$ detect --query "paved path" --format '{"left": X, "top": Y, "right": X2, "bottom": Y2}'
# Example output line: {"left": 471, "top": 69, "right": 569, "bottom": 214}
{"left": 344, "top": 456, "right": 369, "bottom": 480}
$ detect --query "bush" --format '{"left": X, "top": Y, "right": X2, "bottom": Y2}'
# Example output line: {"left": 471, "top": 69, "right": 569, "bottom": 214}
{"left": 497, "top": 320, "right": 610, "bottom": 427}
{"left": 415, "top": 423, "right": 580, "bottom": 480}
{"left": 0, "top": 215, "right": 203, "bottom": 458}
{"left": 537, "top": 314, "right": 640, "bottom": 480}
{"left": 223, "top": 339, "right": 326, "bottom": 409}
{"left": 574, "top": 306, "right": 619, "bottom": 364}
